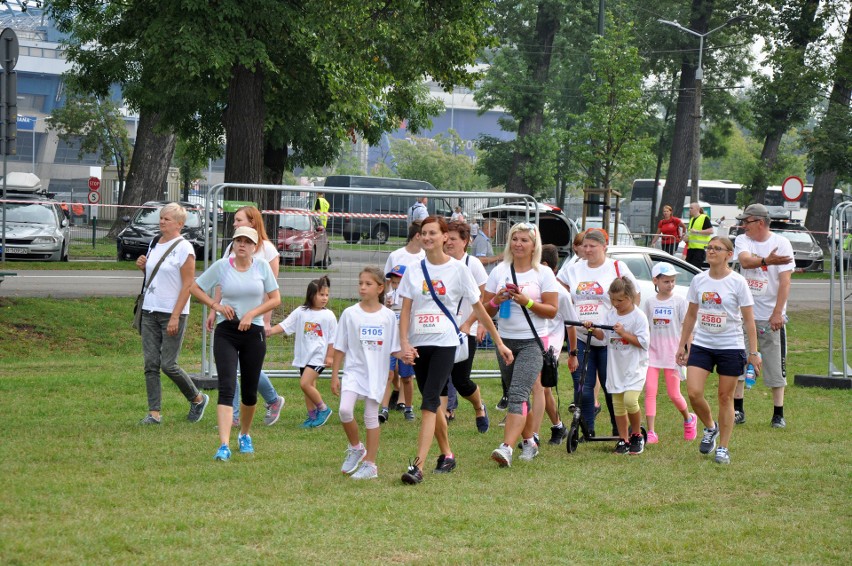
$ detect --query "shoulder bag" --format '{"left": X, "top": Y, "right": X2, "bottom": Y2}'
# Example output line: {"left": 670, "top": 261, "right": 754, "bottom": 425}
{"left": 132, "top": 236, "right": 182, "bottom": 334}
{"left": 420, "top": 260, "right": 468, "bottom": 363}
{"left": 511, "top": 264, "right": 559, "bottom": 388}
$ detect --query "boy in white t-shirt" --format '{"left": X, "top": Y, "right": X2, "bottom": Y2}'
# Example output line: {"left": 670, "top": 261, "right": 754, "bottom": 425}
{"left": 379, "top": 265, "right": 416, "bottom": 423}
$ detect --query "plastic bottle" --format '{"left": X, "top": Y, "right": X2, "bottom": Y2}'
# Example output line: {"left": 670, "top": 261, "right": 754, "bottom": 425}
{"left": 745, "top": 352, "right": 760, "bottom": 389}
{"left": 499, "top": 297, "right": 512, "bottom": 318}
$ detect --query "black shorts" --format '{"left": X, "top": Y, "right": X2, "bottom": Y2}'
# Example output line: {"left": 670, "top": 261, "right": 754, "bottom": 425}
{"left": 299, "top": 365, "right": 325, "bottom": 376}
{"left": 687, "top": 344, "right": 746, "bottom": 377}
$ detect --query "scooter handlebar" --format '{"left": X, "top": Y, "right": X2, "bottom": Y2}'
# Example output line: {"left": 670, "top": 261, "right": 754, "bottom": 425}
{"left": 564, "top": 320, "right": 615, "bottom": 331}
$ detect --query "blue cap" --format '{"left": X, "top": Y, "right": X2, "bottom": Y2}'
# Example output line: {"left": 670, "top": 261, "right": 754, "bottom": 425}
{"left": 386, "top": 265, "right": 406, "bottom": 278}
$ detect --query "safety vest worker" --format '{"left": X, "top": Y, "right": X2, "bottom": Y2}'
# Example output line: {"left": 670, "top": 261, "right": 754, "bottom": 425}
{"left": 314, "top": 193, "right": 330, "bottom": 227}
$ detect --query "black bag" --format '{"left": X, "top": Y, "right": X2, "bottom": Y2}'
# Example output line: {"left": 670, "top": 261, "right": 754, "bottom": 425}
{"left": 511, "top": 264, "right": 559, "bottom": 388}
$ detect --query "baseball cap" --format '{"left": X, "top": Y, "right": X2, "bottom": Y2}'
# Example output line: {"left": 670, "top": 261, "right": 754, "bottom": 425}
{"left": 736, "top": 203, "right": 769, "bottom": 220}
{"left": 232, "top": 226, "right": 259, "bottom": 244}
{"left": 386, "top": 264, "right": 406, "bottom": 278}
{"left": 652, "top": 262, "right": 678, "bottom": 278}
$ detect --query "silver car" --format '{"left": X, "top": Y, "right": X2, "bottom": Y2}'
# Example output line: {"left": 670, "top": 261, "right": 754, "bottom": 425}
{"left": 0, "top": 197, "right": 71, "bottom": 261}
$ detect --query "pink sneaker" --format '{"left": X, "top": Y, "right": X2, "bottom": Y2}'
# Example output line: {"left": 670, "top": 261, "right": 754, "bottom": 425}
{"left": 646, "top": 431, "right": 659, "bottom": 444}
{"left": 683, "top": 413, "right": 697, "bottom": 441}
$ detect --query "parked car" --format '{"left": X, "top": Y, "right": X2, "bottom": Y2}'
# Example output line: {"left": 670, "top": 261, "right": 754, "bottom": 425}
{"left": 277, "top": 209, "right": 330, "bottom": 267}
{"left": 478, "top": 201, "right": 579, "bottom": 262}
{"left": 581, "top": 217, "right": 635, "bottom": 246}
{"left": 605, "top": 245, "right": 702, "bottom": 311}
{"left": 116, "top": 201, "right": 212, "bottom": 261}
{"left": 0, "top": 172, "right": 70, "bottom": 262}
{"left": 729, "top": 219, "right": 824, "bottom": 273}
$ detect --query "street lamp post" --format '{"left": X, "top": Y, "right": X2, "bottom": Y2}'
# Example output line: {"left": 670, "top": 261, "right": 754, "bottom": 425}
{"left": 658, "top": 15, "right": 747, "bottom": 203}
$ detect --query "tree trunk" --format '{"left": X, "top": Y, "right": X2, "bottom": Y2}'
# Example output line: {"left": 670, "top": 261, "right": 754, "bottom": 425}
{"left": 659, "top": 0, "right": 713, "bottom": 218}
{"left": 262, "top": 142, "right": 288, "bottom": 238}
{"left": 108, "top": 110, "right": 177, "bottom": 238}
{"left": 505, "top": 1, "right": 561, "bottom": 196}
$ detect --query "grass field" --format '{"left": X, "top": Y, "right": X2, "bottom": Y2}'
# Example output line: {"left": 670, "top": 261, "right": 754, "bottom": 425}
{"left": 0, "top": 298, "right": 850, "bottom": 564}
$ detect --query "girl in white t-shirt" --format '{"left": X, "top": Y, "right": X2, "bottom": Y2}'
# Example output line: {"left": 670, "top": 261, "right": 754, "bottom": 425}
{"left": 677, "top": 237, "right": 761, "bottom": 466}
{"left": 330, "top": 266, "right": 401, "bottom": 480}
{"left": 269, "top": 276, "right": 337, "bottom": 428}
{"left": 643, "top": 263, "right": 696, "bottom": 444}
{"left": 586, "top": 277, "right": 649, "bottom": 456}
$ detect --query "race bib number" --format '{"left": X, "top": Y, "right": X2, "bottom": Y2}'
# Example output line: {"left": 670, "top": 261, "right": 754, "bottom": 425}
{"left": 359, "top": 325, "right": 385, "bottom": 351}
{"left": 413, "top": 311, "right": 452, "bottom": 334}
{"left": 652, "top": 306, "right": 673, "bottom": 329}
{"left": 576, "top": 301, "right": 602, "bottom": 323}
{"left": 746, "top": 277, "right": 768, "bottom": 296}
{"left": 698, "top": 309, "right": 727, "bottom": 333}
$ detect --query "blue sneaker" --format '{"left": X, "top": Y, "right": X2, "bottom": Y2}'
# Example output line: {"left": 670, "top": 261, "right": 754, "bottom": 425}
{"left": 238, "top": 434, "right": 254, "bottom": 454}
{"left": 300, "top": 411, "right": 317, "bottom": 429}
{"left": 214, "top": 444, "right": 231, "bottom": 461}
{"left": 312, "top": 406, "right": 333, "bottom": 428}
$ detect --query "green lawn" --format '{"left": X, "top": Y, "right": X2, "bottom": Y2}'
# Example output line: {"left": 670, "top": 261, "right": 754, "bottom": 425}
{"left": 0, "top": 298, "right": 850, "bottom": 563}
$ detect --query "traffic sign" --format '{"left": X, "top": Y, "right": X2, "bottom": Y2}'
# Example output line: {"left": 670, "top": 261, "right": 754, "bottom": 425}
{"left": 0, "top": 28, "right": 19, "bottom": 71}
{"left": 87, "top": 191, "right": 100, "bottom": 204}
{"left": 88, "top": 176, "right": 101, "bottom": 191}
{"left": 781, "top": 176, "right": 804, "bottom": 201}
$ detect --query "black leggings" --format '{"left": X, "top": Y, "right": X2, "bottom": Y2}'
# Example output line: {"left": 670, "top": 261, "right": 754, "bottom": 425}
{"left": 412, "top": 345, "right": 455, "bottom": 413}
{"left": 442, "top": 336, "right": 478, "bottom": 398}
{"left": 214, "top": 320, "right": 267, "bottom": 407}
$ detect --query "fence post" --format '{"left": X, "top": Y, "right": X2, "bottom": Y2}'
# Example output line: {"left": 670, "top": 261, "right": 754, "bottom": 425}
{"left": 91, "top": 216, "right": 96, "bottom": 248}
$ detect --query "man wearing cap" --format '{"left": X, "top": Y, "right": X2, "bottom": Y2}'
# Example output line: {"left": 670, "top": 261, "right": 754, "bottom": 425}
{"left": 733, "top": 203, "right": 794, "bottom": 428}
{"left": 684, "top": 202, "right": 714, "bottom": 269}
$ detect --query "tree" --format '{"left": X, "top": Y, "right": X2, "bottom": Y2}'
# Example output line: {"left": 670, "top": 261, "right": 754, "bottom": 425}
{"left": 45, "top": 91, "right": 131, "bottom": 202}
{"left": 174, "top": 137, "right": 209, "bottom": 202}
{"left": 390, "top": 132, "right": 490, "bottom": 191}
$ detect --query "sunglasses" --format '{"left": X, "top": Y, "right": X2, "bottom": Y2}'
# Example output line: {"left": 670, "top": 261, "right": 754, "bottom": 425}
{"left": 514, "top": 222, "right": 538, "bottom": 237}
{"left": 742, "top": 218, "right": 763, "bottom": 225}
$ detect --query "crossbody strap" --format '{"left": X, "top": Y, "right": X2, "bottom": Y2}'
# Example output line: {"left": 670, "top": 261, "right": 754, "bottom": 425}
{"left": 142, "top": 237, "right": 182, "bottom": 294}
{"left": 510, "top": 263, "right": 546, "bottom": 354}
{"left": 420, "top": 260, "right": 464, "bottom": 344}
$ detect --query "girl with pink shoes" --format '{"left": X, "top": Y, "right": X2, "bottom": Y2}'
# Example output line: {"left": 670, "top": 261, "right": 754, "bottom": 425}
{"left": 643, "top": 263, "right": 697, "bottom": 443}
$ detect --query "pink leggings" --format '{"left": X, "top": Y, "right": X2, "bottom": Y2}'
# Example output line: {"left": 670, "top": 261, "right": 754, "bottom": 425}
{"left": 644, "top": 367, "right": 687, "bottom": 416}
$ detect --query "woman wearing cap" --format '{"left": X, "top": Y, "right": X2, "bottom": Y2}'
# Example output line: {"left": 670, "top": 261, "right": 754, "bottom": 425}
{"left": 651, "top": 205, "right": 685, "bottom": 256}
{"left": 558, "top": 228, "right": 640, "bottom": 438}
{"left": 190, "top": 226, "right": 281, "bottom": 461}
{"left": 483, "top": 222, "right": 559, "bottom": 467}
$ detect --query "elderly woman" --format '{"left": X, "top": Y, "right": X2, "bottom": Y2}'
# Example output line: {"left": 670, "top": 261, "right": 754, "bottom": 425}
{"left": 652, "top": 205, "right": 685, "bottom": 255}
{"left": 137, "top": 202, "right": 209, "bottom": 425}
{"left": 483, "top": 222, "right": 559, "bottom": 467}
{"left": 190, "top": 226, "right": 281, "bottom": 461}
{"left": 558, "top": 229, "right": 640, "bottom": 438}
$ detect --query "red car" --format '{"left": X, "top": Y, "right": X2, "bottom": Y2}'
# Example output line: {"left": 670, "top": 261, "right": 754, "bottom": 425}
{"left": 277, "top": 210, "right": 331, "bottom": 267}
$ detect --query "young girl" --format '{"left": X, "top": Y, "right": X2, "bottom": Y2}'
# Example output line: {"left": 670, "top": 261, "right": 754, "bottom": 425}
{"left": 331, "top": 266, "right": 401, "bottom": 480}
{"left": 643, "top": 263, "right": 696, "bottom": 444}
{"left": 585, "top": 277, "right": 650, "bottom": 456}
{"left": 379, "top": 265, "right": 415, "bottom": 424}
{"left": 268, "top": 276, "right": 337, "bottom": 428}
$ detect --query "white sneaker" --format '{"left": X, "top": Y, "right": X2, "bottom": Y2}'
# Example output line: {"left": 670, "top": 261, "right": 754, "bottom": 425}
{"left": 491, "top": 444, "right": 513, "bottom": 467}
{"left": 341, "top": 445, "right": 367, "bottom": 474}
{"left": 351, "top": 461, "right": 378, "bottom": 480}
{"left": 519, "top": 439, "right": 539, "bottom": 461}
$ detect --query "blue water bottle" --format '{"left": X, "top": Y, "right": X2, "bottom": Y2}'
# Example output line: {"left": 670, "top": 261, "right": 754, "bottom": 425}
{"left": 745, "top": 353, "right": 759, "bottom": 389}
{"left": 499, "top": 296, "right": 512, "bottom": 318}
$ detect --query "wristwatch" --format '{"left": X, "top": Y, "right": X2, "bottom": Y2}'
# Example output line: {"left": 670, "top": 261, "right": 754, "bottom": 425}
{"left": 760, "top": 257, "right": 767, "bottom": 267}
{"left": 569, "top": 349, "right": 579, "bottom": 357}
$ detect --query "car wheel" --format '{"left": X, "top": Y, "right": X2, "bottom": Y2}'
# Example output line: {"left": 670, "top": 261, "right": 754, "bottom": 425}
{"left": 372, "top": 223, "right": 389, "bottom": 244}
{"left": 61, "top": 244, "right": 69, "bottom": 262}
{"left": 343, "top": 231, "right": 359, "bottom": 244}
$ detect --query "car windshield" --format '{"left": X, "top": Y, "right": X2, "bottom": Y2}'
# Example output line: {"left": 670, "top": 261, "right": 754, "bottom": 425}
{"left": 134, "top": 207, "right": 203, "bottom": 228}
{"left": 775, "top": 229, "right": 813, "bottom": 244}
{"left": 5, "top": 203, "right": 56, "bottom": 224}
{"left": 280, "top": 214, "right": 312, "bottom": 231}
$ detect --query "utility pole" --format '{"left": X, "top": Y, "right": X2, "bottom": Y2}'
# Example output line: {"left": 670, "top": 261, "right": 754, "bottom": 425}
{"left": 1, "top": 27, "right": 20, "bottom": 264}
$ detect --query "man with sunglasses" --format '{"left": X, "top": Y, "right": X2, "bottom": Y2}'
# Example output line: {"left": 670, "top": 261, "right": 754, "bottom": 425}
{"left": 732, "top": 203, "right": 794, "bottom": 428}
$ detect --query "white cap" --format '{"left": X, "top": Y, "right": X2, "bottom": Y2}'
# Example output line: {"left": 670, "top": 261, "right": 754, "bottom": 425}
{"left": 232, "top": 226, "right": 259, "bottom": 244}
{"left": 652, "top": 262, "right": 678, "bottom": 278}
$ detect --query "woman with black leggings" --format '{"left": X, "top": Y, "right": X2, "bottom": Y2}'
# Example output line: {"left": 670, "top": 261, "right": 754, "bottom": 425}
{"left": 398, "top": 216, "right": 513, "bottom": 485}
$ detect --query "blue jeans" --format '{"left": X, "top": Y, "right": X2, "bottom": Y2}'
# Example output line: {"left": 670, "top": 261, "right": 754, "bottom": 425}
{"left": 571, "top": 340, "right": 616, "bottom": 435}
{"left": 233, "top": 370, "right": 278, "bottom": 418}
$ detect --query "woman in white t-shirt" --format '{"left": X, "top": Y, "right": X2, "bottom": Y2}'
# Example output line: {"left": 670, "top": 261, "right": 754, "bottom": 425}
{"left": 207, "top": 206, "right": 286, "bottom": 427}
{"left": 677, "top": 236, "right": 760, "bottom": 466}
{"left": 136, "top": 202, "right": 209, "bottom": 426}
{"left": 399, "top": 216, "right": 513, "bottom": 485}
{"left": 558, "top": 229, "right": 640, "bottom": 437}
{"left": 483, "top": 222, "right": 559, "bottom": 468}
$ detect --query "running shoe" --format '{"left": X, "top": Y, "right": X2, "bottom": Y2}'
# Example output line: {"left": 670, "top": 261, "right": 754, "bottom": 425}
{"left": 139, "top": 414, "right": 161, "bottom": 425}
{"left": 491, "top": 444, "right": 512, "bottom": 467}
{"left": 646, "top": 431, "right": 659, "bottom": 444}
{"left": 699, "top": 423, "right": 719, "bottom": 455}
{"left": 187, "top": 394, "right": 209, "bottom": 423}
{"left": 628, "top": 433, "right": 645, "bottom": 455}
{"left": 401, "top": 458, "right": 423, "bottom": 485}
{"left": 614, "top": 439, "right": 629, "bottom": 455}
{"left": 264, "top": 395, "right": 285, "bottom": 426}
{"left": 714, "top": 446, "right": 731, "bottom": 465}
{"left": 351, "top": 461, "right": 378, "bottom": 480}
{"left": 214, "top": 444, "right": 231, "bottom": 461}
{"left": 496, "top": 396, "right": 509, "bottom": 411}
{"left": 238, "top": 434, "right": 254, "bottom": 454}
{"left": 404, "top": 408, "right": 415, "bottom": 422}
{"left": 312, "top": 406, "right": 333, "bottom": 428}
{"left": 734, "top": 410, "right": 746, "bottom": 425}
{"left": 519, "top": 439, "right": 539, "bottom": 462}
{"left": 378, "top": 407, "right": 389, "bottom": 424}
{"left": 548, "top": 424, "right": 567, "bottom": 446}
{"left": 300, "top": 411, "right": 316, "bottom": 429}
{"left": 475, "top": 404, "right": 489, "bottom": 433}
{"left": 771, "top": 414, "right": 786, "bottom": 428}
{"left": 341, "top": 445, "right": 367, "bottom": 474}
{"left": 433, "top": 454, "right": 457, "bottom": 474}
{"left": 683, "top": 413, "right": 697, "bottom": 441}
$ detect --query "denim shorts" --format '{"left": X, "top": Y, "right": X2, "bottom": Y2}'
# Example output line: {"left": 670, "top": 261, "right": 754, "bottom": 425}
{"left": 687, "top": 343, "right": 746, "bottom": 377}
{"left": 389, "top": 356, "right": 415, "bottom": 378}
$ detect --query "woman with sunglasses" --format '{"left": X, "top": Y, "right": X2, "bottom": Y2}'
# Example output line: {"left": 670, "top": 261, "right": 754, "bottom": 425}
{"left": 483, "top": 222, "right": 559, "bottom": 467}
{"left": 558, "top": 229, "right": 640, "bottom": 438}
{"left": 676, "top": 236, "right": 760, "bottom": 465}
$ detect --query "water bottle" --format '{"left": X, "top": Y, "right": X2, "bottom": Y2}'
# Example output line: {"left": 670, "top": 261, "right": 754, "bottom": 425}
{"left": 745, "top": 353, "right": 760, "bottom": 389}
{"left": 499, "top": 297, "right": 512, "bottom": 318}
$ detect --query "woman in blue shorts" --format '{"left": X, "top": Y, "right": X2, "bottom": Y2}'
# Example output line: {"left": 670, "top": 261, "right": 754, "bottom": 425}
{"left": 677, "top": 236, "right": 761, "bottom": 465}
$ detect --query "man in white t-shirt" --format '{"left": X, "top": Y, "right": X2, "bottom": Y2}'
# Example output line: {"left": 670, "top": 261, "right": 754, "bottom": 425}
{"left": 733, "top": 203, "right": 794, "bottom": 429}
{"left": 471, "top": 218, "right": 501, "bottom": 273}
{"left": 407, "top": 197, "right": 428, "bottom": 227}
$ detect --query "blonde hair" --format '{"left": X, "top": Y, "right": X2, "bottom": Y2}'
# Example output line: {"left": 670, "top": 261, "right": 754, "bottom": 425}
{"left": 502, "top": 222, "right": 542, "bottom": 268}
{"left": 160, "top": 202, "right": 187, "bottom": 224}
{"left": 236, "top": 206, "right": 270, "bottom": 242}
{"left": 709, "top": 235, "right": 734, "bottom": 252}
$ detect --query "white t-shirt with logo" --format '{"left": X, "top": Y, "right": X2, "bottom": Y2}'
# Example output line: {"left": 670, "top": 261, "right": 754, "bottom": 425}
{"left": 734, "top": 232, "right": 794, "bottom": 320}
{"left": 278, "top": 307, "right": 337, "bottom": 367}
{"left": 333, "top": 304, "right": 400, "bottom": 403}
{"left": 602, "top": 307, "right": 650, "bottom": 393}
{"left": 142, "top": 237, "right": 196, "bottom": 314}
{"left": 643, "top": 295, "right": 687, "bottom": 369}
{"left": 485, "top": 262, "right": 560, "bottom": 339}
{"left": 546, "top": 283, "right": 579, "bottom": 350}
{"left": 384, "top": 246, "right": 425, "bottom": 279}
{"left": 398, "top": 257, "right": 481, "bottom": 347}
{"left": 686, "top": 270, "right": 754, "bottom": 350}
{"left": 559, "top": 258, "right": 639, "bottom": 346}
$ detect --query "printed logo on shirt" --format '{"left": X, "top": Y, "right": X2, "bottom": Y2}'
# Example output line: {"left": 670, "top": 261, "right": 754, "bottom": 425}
{"left": 575, "top": 281, "right": 604, "bottom": 296}
{"left": 652, "top": 306, "right": 673, "bottom": 327}
{"left": 303, "top": 322, "right": 323, "bottom": 338}
{"left": 421, "top": 279, "right": 447, "bottom": 295}
{"left": 700, "top": 292, "right": 722, "bottom": 306}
